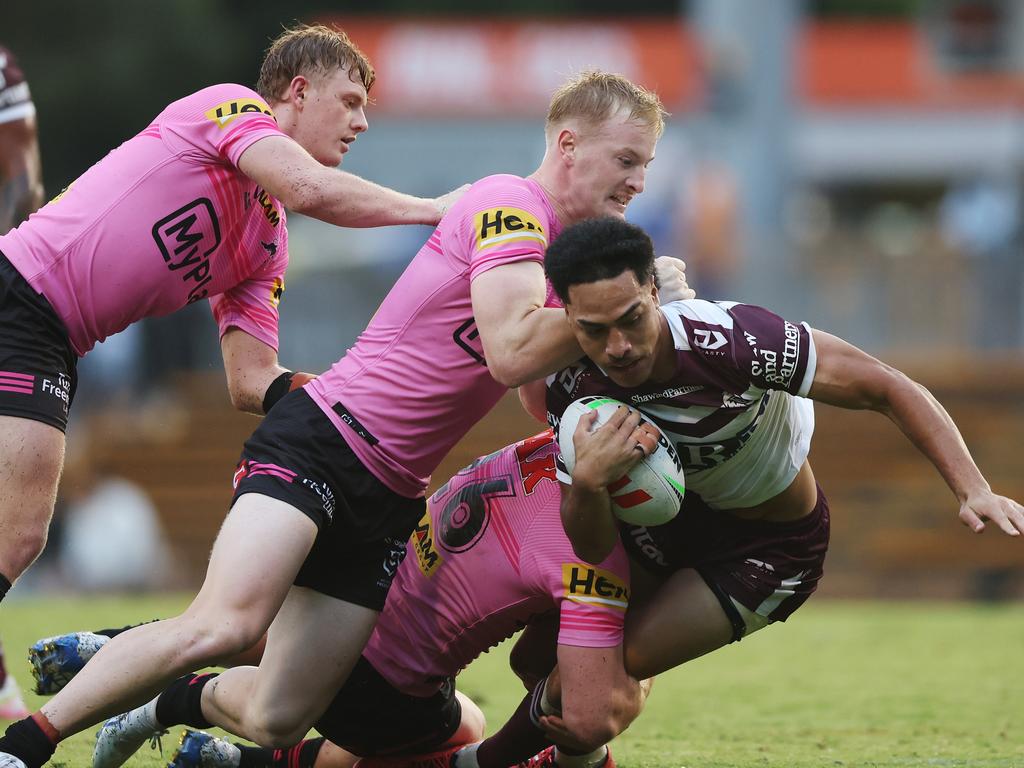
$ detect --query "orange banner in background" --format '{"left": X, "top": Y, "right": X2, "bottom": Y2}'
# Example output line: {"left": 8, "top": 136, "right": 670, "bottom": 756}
{"left": 323, "top": 18, "right": 703, "bottom": 114}
{"left": 325, "top": 17, "right": 1024, "bottom": 115}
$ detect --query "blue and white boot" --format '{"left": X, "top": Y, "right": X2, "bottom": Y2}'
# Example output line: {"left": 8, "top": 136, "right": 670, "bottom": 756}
{"left": 92, "top": 695, "right": 166, "bottom": 768}
{"left": 28, "top": 632, "right": 109, "bottom": 695}
{"left": 168, "top": 729, "right": 241, "bottom": 768}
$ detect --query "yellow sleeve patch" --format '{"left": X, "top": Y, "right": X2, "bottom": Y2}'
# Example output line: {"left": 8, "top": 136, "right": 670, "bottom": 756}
{"left": 413, "top": 507, "right": 443, "bottom": 578}
{"left": 562, "top": 563, "right": 629, "bottom": 611}
{"left": 205, "top": 98, "right": 274, "bottom": 129}
{"left": 474, "top": 207, "right": 547, "bottom": 252}
{"left": 269, "top": 277, "right": 284, "bottom": 309}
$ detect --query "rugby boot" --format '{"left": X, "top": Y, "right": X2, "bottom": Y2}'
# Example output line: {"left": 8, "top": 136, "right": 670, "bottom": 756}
{"left": 92, "top": 696, "right": 166, "bottom": 768}
{"left": 167, "top": 729, "right": 240, "bottom": 768}
{"left": 28, "top": 631, "right": 109, "bottom": 695}
{"left": 513, "top": 746, "right": 615, "bottom": 768}
{"left": 0, "top": 753, "right": 27, "bottom": 768}
{"left": 0, "top": 675, "right": 29, "bottom": 720}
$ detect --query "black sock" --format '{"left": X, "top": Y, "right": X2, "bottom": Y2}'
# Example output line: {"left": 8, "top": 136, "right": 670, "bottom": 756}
{"left": 238, "top": 737, "right": 326, "bottom": 768}
{"left": 0, "top": 573, "right": 10, "bottom": 603}
{"left": 0, "top": 638, "right": 8, "bottom": 687}
{"left": 476, "top": 680, "right": 552, "bottom": 768}
{"left": 0, "top": 717, "right": 58, "bottom": 768}
{"left": 92, "top": 618, "right": 160, "bottom": 638}
{"left": 155, "top": 672, "right": 215, "bottom": 729}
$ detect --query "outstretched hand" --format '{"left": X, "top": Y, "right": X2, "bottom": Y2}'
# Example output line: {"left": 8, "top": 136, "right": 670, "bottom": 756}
{"left": 959, "top": 490, "right": 1024, "bottom": 536}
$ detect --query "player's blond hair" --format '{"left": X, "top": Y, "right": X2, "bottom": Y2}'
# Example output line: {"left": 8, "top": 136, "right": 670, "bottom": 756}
{"left": 257, "top": 24, "right": 375, "bottom": 102}
{"left": 546, "top": 71, "right": 667, "bottom": 138}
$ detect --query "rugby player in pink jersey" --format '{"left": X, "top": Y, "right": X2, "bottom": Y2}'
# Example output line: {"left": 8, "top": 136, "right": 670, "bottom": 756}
{"left": 82, "top": 430, "right": 644, "bottom": 768}
{"left": 0, "top": 72, "right": 689, "bottom": 768}
{"left": 501, "top": 216, "right": 1024, "bottom": 762}
{"left": 0, "top": 24, "right": 463, "bottom": 600}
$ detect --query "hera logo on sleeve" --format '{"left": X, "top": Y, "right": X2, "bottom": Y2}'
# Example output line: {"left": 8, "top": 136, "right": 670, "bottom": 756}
{"left": 205, "top": 98, "right": 274, "bottom": 129}
{"left": 474, "top": 207, "right": 546, "bottom": 251}
{"left": 562, "top": 564, "right": 629, "bottom": 610}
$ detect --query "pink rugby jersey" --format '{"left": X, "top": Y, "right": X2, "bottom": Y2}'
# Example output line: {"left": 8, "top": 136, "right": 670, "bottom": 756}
{"left": 363, "top": 431, "right": 630, "bottom": 697}
{"left": 306, "top": 174, "right": 563, "bottom": 497}
{"left": 0, "top": 83, "right": 289, "bottom": 355}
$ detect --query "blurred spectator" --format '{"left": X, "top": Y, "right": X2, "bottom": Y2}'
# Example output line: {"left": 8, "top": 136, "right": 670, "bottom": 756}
{"left": 940, "top": 174, "right": 1023, "bottom": 348}
{"left": 675, "top": 159, "right": 741, "bottom": 299}
{"left": 56, "top": 448, "right": 171, "bottom": 593}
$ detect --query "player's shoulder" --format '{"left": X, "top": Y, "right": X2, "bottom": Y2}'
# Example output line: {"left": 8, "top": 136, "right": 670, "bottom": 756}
{"left": 461, "top": 174, "right": 539, "bottom": 206}
{"left": 662, "top": 298, "right": 739, "bottom": 326}
{"left": 161, "top": 83, "right": 274, "bottom": 125}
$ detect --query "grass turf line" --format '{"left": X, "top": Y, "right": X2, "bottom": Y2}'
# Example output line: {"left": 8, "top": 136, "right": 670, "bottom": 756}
{"left": 0, "top": 596, "right": 1021, "bottom": 767}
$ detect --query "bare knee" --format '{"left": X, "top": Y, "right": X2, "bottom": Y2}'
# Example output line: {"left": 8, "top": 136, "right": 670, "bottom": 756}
{"left": 245, "top": 707, "right": 315, "bottom": 749}
{"left": 4, "top": 524, "right": 48, "bottom": 578}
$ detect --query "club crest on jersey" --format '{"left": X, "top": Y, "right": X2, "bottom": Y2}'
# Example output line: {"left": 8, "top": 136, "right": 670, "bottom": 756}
{"left": 474, "top": 207, "right": 546, "bottom": 251}
{"left": 205, "top": 98, "right": 274, "bottom": 129}
{"left": 562, "top": 564, "right": 629, "bottom": 611}
{"left": 412, "top": 508, "right": 443, "bottom": 578}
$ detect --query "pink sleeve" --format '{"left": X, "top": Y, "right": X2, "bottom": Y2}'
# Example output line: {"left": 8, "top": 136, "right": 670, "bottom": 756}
{"left": 458, "top": 179, "right": 553, "bottom": 281}
{"left": 523, "top": 525, "right": 630, "bottom": 648}
{"left": 170, "top": 85, "right": 287, "bottom": 169}
{"left": 209, "top": 232, "right": 288, "bottom": 351}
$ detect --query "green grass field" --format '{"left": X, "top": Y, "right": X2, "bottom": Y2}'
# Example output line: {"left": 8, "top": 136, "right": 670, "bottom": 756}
{"left": 1, "top": 595, "right": 1021, "bottom": 767}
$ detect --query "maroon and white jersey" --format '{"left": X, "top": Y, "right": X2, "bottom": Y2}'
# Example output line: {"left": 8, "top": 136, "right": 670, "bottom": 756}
{"left": 547, "top": 300, "right": 817, "bottom": 508}
{"left": 0, "top": 46, "right": 33, "bottom": 125}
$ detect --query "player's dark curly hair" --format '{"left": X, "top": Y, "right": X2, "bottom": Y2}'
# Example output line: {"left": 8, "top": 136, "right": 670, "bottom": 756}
{"left": 545, "top": 217, "right": 658, "bottom": 303}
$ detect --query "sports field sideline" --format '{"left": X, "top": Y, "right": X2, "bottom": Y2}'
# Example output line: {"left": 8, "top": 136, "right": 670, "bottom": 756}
{"left": 5, "top": 595, "right": 1020, "bottom": 768}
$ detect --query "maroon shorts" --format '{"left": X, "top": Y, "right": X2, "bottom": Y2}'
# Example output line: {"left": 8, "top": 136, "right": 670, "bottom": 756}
{"left": 621, "top": 485, "right": 830, "bottom": 639}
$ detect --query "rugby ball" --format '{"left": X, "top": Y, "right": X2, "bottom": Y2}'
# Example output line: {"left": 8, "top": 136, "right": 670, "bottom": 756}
{"left": 557, "top": 396, "right": 685, "bottom": 526}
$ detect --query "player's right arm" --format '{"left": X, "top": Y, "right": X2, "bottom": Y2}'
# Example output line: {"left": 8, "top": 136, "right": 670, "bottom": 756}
{"left": 471, "top": 261, "right": 583, "bottom": 387}
{"left": 558, "top": 407, "right": 654, "bottom": 564}
{"left": 237, "top": 135, "right": 460, "bottom": 227}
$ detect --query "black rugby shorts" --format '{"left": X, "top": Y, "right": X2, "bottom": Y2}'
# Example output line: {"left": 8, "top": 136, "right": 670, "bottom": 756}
{"left": 231, "top": 389, "right": 425, "bottom": 610}
{"left": 0, "top": 251, "right": 77, "bottom": 431}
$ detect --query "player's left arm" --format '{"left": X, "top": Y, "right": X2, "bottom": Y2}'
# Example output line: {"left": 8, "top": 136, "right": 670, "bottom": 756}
{"left": 808, "top": 328, "right": 1024, "bottom": 536}
{"left": 220, "top": 329, "right": 314, "bottom": 416}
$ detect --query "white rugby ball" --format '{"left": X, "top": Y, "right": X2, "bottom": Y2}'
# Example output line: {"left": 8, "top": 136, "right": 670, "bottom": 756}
{"left": 557, "top": 396, "right": 685, "bottom": 526}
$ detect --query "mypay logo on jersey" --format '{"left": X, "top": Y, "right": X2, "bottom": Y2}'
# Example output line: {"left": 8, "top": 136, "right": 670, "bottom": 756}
{"left": 205, "top": 98, "right": 274, "bottom": 129}
{"left": 562, "top": 564, "right": 629, "bottom": 611}
{"left": 474, "top": 207, "right": 546, "bottom": 251}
